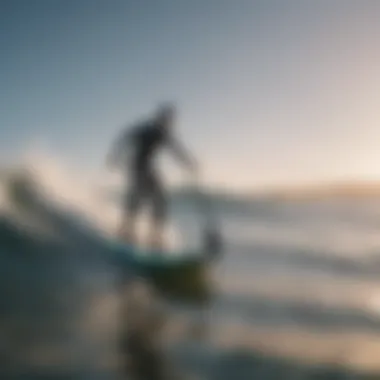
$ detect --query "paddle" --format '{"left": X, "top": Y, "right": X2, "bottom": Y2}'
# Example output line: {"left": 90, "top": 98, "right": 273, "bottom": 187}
{"left": 186, "top": 173, "right": 223, "bottom": 260}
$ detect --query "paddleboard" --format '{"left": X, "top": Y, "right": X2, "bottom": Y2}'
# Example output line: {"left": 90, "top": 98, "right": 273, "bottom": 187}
{"left": 110, "top": 240, "right": 212, "bottom": 303}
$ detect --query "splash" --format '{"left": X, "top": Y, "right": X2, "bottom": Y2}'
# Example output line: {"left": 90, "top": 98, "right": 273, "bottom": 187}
{"left": 0, "top": 149, "right": 184, "bottom": 250}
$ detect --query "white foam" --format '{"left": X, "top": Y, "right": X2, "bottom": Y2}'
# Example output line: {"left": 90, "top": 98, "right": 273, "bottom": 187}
{"left": 0, "top": 148, "right": 185, "bottom": 251}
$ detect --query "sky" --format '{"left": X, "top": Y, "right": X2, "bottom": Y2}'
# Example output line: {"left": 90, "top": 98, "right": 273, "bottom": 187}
{"left": 1, "top": 0, "right": 380, "bottom": 190}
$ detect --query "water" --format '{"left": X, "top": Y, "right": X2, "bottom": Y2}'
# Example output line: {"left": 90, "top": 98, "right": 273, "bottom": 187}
{"left": 2, "top": 157, "right": 380, "bottom": 378}
{"left": 170, "top": 198, "right": 380, "bottom": 376}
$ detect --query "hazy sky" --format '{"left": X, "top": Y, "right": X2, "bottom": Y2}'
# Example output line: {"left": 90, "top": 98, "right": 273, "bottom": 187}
{"left": 1, "top": 0, "right": 380, "bottom": 189}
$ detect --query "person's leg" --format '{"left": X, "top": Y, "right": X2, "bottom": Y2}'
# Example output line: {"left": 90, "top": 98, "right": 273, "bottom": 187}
{"left": 118, "top": 171, "right": 145, "bottom": 243}
{"left": 147, "top": 172, "right": 167, "bottom": 250}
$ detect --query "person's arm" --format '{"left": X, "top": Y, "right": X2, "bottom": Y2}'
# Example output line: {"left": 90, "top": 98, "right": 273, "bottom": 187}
{"left": 166, "top": 136, "right": 197, "bottom": 173}
{"left": 106, "top": 127, "right": 135, "bottom": 169}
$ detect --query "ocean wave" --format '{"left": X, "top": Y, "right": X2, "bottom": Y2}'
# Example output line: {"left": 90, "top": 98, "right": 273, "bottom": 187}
{"left": 0, "top": 161, "right": 125, "bottom": 376}
{"left": 0, "top": 155, "right": 205, "bottom": 376}
{"left": 3, "top": 155, "right": 380, "bottom": 378}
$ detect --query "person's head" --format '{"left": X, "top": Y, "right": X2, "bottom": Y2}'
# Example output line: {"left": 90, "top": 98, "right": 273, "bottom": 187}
{"left": 155, "top": 103, "right": 176, "bottom": 129}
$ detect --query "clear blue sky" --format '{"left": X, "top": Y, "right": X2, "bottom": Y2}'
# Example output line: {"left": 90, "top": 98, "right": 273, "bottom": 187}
{"left": 1, "top": 0, "right": 380, "bottom": 189}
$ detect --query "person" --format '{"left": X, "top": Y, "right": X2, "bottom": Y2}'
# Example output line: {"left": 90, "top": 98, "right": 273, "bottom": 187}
{"left": 107, "top": 104, "right": 197, "bottom": 249}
